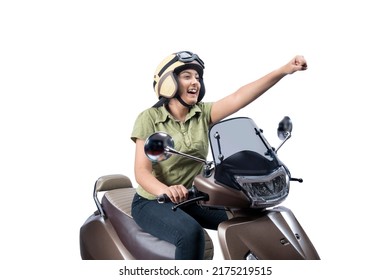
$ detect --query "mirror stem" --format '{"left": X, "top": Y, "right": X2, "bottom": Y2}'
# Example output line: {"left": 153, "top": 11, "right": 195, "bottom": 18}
{"left": 275, "top": 132, "right": 291, "bottom": 153}
{"left": 165, "top": 147, "right": 213, "bottom": 177}
{"left": 165, "top": 147, "right": 206, "bottom": 164}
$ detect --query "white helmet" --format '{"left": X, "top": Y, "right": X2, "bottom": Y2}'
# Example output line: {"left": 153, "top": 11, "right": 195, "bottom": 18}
{"left": 152, "top": 51, "right": 205, "bottom": 107}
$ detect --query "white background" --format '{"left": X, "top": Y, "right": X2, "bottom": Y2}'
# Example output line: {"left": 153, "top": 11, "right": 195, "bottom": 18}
{"left": 1, "top": 0, "right": 389, "bottom": 279}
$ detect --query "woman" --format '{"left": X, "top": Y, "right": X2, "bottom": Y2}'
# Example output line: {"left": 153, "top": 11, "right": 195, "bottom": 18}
{"left": 131, "top": 51, "right": 307, "bottom": 259}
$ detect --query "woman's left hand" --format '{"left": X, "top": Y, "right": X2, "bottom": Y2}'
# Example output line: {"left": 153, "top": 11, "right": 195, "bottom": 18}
{"left": 286, "top": 55, "right": 308, "bottom": 74}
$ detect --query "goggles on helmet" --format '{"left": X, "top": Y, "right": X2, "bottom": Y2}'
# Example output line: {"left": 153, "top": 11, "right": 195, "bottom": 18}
{"left": 176, "top": 51, "right": 204, "bottom": 68}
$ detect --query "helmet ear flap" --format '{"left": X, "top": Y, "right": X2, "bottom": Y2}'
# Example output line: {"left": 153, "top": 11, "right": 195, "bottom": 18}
{"left": 153, "top": 52, "right": 205, "bottom": 105}
{"left": 156, "top": 72, "right": 178, "bottom": 99}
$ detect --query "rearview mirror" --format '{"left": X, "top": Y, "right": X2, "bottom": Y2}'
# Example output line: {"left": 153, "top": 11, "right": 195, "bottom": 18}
{"left": 144, "top": 132, "right": 209, "bottom": 167}
{"left": 277, "top": 116, "right": 293, "bottom": 140}
{"left": 144, "top": 132, "right": 174, "bottom": 162}
{"left": 275, "top": 116, "right": 293, "bottom": 153}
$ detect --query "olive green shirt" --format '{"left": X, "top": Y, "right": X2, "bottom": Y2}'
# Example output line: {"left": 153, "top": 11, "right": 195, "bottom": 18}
{"left": 131, "top": 102, "right": 213, "bottom": 200}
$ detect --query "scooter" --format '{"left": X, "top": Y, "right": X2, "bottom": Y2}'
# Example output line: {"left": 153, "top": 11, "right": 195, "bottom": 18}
{"left": 79, "top": 116, "right": 320, "bottom": 260}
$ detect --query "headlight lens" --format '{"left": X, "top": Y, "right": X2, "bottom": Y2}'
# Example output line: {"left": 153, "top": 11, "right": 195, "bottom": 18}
{"left": 234, "top": 166, "right": 289, "bottom": 208}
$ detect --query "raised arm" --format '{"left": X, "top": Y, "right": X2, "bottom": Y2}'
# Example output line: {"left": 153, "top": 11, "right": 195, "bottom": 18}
{"left": 211, "top": 55, "right": 307, "bottom": 123}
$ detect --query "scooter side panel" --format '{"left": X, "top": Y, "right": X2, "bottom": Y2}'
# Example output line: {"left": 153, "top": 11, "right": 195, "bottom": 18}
{"left": 79, "top": 213, "right": 134, "bottom": 260}
{"left": 218, "top": 207, "right": 320, "bottom": 260}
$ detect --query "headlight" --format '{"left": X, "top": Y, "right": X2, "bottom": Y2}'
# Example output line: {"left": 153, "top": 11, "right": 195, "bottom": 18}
{"left": 234, "top": 166, "right": 289, "bottom": 208}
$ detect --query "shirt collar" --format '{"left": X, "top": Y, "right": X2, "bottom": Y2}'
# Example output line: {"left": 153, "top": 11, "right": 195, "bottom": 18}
{"left": 155, "top": 104, "right": 202, "bottom": 124}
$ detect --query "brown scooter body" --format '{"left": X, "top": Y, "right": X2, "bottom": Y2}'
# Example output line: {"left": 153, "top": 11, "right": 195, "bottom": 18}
{"left": 80, "top": 117, "right": 320, "bottom": 260}
{"left": 80, "top": 175, "right": 214, "bottom": 260}
{"left": 217, "top": 207, "right": 319, "bottom": 260}
{"left": 193, "top": 171, "right": 320, "bottom": 260}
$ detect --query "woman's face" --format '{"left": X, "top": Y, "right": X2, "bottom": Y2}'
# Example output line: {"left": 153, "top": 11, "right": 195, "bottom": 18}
{"left": 177, "top": 69, "right": 201, "bottom": 106}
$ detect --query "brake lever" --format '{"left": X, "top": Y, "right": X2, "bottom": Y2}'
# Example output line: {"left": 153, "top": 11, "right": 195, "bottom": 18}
{"left": 171, "top": 195, "right": 209, "bottom": 211}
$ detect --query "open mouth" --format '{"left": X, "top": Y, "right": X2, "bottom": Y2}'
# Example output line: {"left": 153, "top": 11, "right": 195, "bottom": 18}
{"left": 187, "top": 88, "right": 198, "bottom": 95}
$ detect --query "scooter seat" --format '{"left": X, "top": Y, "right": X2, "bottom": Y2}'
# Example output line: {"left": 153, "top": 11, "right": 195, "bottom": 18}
{"left": 102, "top": 187, "right": 214, "bottom": 260}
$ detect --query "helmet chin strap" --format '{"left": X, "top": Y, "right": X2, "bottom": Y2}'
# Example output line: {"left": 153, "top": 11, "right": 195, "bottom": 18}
{"left": 175, "top": 94, "right": 193, "bottom": 108}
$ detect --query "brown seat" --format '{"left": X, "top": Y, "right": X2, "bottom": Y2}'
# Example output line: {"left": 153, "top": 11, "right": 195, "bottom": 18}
{"left": 102, "top": 187, "right": 214, "bottom": 259}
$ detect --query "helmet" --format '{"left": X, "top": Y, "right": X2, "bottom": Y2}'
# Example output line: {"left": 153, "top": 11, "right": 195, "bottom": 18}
{"left": 153, "top": 51, "right": 206, "bottom": 106}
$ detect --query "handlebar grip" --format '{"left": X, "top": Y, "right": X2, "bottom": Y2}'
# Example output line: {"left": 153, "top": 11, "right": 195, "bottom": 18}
{"left": 290, "top": 177, "right": 303, "bottom": 183}
{"left": 156, "top": 187, "right": 196, "bottom": 204}
{"left": 157, "top": 194, "right": 170, "bottom": 203}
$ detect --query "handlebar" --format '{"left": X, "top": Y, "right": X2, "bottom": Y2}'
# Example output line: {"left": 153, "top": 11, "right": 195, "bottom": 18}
{"left": 290, "top": 177, "right": 303, "bottom": 183}
{"left": 156, "top": 187, "right": 209, "bottom": 211}
{"left": 156, "top": 193, "right": 171, "bottom": 203}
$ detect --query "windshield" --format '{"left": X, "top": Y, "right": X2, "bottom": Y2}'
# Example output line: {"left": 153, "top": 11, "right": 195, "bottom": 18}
{"left": 209, "top": 117, "right": 289, "bottom": 205}
{"left": 209, "top": 117, "right": 276, "bottom": 165}
{"left": 209, "top": 117, "right": 282, "bottom": 189}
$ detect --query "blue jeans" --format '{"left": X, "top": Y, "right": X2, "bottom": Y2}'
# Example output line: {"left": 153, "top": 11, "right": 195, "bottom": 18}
{"left": 131, "top": 193, "right": 228, "bottom": 260}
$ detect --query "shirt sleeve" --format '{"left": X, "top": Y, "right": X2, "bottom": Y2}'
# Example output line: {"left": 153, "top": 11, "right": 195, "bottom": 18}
{"left": 131, "top": 109, "right": 155, "bottom": 143}
{"left": 199, "top": 102, "right": 213, "bottom": 125}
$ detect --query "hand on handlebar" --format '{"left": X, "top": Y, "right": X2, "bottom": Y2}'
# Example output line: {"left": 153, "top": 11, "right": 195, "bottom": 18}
{"left": 157, "top": 186, "right": 209, "bottom": 211}
{"left": 159, "top": 185, "right": 188, "bottom": 204}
